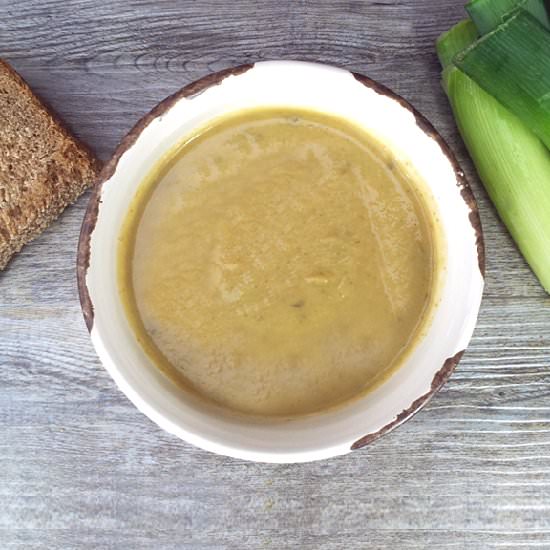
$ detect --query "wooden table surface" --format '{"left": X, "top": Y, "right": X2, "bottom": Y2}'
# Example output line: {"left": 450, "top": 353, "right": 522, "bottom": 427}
{"left": 2, "top": 1, "right": 550, "bottom": 548}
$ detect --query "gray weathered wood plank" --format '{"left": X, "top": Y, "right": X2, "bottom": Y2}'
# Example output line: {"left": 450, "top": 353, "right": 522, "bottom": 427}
{"left": 2, "top": 0, "right": 550, "bottom": 548}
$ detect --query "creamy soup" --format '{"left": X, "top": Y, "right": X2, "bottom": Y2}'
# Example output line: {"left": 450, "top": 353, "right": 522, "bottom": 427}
{"left": 118, "top": 108, "right": 442, "bottom": 417}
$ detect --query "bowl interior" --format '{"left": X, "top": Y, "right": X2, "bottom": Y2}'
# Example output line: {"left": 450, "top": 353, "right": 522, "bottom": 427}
{"left": 81, "top": 61, "right": 483, "bottom": 463}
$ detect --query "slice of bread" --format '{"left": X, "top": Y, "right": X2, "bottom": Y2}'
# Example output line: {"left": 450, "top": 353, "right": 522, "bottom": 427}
{"left": 0, "top": 59, "right": 100, "bottom": 270}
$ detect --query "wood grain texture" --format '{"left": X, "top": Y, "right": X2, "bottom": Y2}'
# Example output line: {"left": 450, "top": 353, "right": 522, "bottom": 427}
{"left": 1, "top": 0, "right": 550, "bottom": 548}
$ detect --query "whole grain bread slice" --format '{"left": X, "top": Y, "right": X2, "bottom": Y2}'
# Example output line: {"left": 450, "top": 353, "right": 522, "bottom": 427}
{"left": 0, "top": 58, "right": 100, "bottom": 270}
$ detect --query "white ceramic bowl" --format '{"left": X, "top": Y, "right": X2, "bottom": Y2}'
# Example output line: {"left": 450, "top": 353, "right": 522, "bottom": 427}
{"left": 77, "top": 61, "right": 484, "bottom": 463}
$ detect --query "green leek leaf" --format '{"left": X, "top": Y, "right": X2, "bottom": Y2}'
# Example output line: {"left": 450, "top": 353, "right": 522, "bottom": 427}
{"left": 466, "top": 0, "right": 550, "bottom": 34}
{"left": 455, "top": 10, "right": 550, "bottom": 150}
{"left": 436, "top": 19, "right": 478, "bottom": 69}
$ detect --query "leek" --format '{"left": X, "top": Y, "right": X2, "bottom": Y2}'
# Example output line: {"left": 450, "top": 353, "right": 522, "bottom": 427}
{"left": 436, "top": 19, "right": 478, "bottom": 69}
{"left": 438, "top": 21, "right": 550, "bottom": 293}
{"left": 455, "top": 10, "right": 550, "bottom": 150}
{"left": 466, "top": 0, "right": 550, "bottom": 34}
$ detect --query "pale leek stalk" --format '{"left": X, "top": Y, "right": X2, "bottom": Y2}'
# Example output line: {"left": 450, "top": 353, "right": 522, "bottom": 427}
{"left": 438, "top": 21, "right": 550, "bottom": 293}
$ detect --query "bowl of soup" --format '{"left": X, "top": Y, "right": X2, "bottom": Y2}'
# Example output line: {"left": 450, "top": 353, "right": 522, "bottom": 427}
{"left": 77, "top": 61, "right": 484, "bottom": 462}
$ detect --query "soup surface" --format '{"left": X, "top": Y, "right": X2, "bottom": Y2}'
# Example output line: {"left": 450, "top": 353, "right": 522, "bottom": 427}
{"left": 118, "top": 108, "right": 441, "bottom": 416}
